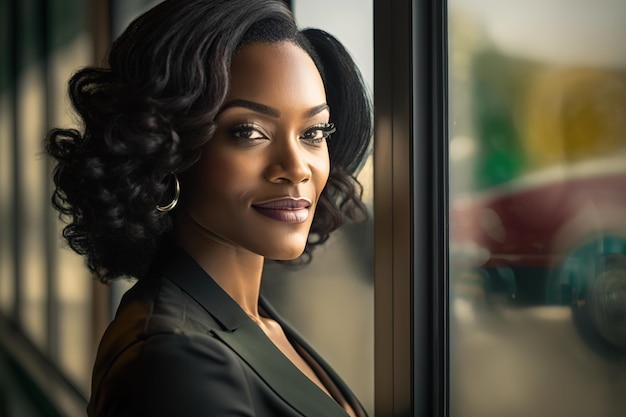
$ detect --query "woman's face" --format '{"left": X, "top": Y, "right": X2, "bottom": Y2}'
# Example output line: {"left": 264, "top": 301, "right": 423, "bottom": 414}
{"left": 181, "top": 41, "right": 331, "bottom": 260}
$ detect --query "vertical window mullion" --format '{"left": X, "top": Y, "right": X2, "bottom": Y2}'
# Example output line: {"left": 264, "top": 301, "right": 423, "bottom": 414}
{"left": 374, "top": 0, "right": 448, "bottom": 415}
{"left": 374, "top": 0, "right": 414, "bottom": 414}
{"left": 412, "top": 0, "right": 448, "bottom": 416}
{"left": 10, "top": 0, "right": 21, "bottom": 326}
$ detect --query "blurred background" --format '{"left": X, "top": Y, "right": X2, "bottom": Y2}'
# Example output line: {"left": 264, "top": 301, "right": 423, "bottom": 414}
{"left": 448, "top": 0, "right": 626, "bottom": 416}
{"left": 2, "top": 0, "right": 626, "bottom": 416}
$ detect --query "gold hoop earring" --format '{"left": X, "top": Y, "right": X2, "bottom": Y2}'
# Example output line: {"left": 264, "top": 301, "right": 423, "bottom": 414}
{"left": 156, "top": 173, "right": 180, "bottom": 212}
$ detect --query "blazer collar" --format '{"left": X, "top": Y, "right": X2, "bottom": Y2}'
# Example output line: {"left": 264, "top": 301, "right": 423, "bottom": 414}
{"left": 154, "top": 245, "right": 350, "bottom": 417}
{"left": 155, "top": 245, "right": 247, "bottom": 331}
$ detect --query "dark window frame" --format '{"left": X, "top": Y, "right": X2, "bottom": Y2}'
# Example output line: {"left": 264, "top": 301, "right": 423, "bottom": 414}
{"left": 374, "top": 0, "right": 448, "bottom": 415}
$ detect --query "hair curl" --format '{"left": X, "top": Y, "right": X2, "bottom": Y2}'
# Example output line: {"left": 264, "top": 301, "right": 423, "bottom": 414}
{"left": 46, "top": 0, "right": 372, "bottom": 281}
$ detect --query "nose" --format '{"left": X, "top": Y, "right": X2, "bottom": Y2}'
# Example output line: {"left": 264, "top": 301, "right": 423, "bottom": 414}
{"left": 265, "top": 138, "right": 312, "bottom": 184}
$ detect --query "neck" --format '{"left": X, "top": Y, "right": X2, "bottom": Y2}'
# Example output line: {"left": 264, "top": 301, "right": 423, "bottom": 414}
{"left": 173, "top": 208, "right": 265, "bottom": 318}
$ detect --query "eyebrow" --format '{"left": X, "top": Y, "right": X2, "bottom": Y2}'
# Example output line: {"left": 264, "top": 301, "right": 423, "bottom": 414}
{"left": 218, "top": 99, "right": 329, "bottom": 118}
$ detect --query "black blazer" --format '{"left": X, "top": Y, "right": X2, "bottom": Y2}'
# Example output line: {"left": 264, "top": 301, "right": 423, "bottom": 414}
{"left": 87, "top": 246, "right": 367, "bottom": 417}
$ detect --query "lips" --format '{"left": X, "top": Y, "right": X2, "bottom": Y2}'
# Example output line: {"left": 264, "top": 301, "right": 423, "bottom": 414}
{"left": 252, "top": 198, "right": 311, "bottom": 223}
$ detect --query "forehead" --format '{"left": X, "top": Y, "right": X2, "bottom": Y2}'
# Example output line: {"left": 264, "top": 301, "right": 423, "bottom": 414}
{"left": 226, "top": 41, "right": 326, "bottom": 108}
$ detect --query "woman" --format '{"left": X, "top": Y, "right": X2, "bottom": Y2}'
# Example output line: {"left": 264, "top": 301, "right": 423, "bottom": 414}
{"left": 46, "top": 0, "right": 372, "bottom": 416}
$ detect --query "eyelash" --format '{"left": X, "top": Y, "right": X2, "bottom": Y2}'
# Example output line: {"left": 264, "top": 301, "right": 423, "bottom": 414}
{"left": 228, "top": 123, "right": 267, "bottom": 143}
{"left": 301, "top": 123, "right": 336, "bottom": 144}
{"left": 227, "top": 122, "right": 336, "bottom": 145}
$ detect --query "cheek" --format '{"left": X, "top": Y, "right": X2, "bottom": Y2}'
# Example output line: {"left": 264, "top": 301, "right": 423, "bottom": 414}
{"left": 189, "top": 150, "right": 259, "bottom": 199}
{"left": 318, "top": 150, "right": 331, "bottom": 181}
{"left": 312, "top": 152, "right": 331, "bottom": 196}
{"left": 202, "top": 157, "right": 233, "bottom": 187}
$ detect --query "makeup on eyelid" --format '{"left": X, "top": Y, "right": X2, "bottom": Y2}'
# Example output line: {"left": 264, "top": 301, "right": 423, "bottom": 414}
{"left": 226, "top": 122, "right": 336, "bottom": 144}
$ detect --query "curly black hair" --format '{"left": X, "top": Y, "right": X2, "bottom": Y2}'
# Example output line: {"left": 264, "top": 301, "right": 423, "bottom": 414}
{"left": 46, "top": 0, "right": 372, "bottom": 282}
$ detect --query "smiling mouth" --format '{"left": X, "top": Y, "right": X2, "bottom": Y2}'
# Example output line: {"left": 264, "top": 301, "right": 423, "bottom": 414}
{"left": 252, "top": 198, "right": 311, "bottom": 223}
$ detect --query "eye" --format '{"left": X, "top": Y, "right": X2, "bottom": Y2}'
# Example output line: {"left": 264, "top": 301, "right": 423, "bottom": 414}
{"left": 228, "top": 123, "right": 268, "bottom": 143}
{"left": 300, "top": 123, "right": 336, "bottom": 144}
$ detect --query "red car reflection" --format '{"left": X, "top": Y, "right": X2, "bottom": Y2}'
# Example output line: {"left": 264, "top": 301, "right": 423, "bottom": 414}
{"left": 451, "top": 158, "right": 626, "bottom": 357}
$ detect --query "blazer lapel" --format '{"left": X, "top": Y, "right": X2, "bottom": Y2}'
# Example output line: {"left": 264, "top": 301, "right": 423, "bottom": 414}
{"left": 157, "top": 246, "right": 349, "bottom": 417}
{"left": 212, "top": 322, "right": 349, "bottom": 417}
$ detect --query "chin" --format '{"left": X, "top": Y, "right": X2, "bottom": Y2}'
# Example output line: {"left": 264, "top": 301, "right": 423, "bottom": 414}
{"left": 265, "top": 246, "right": 307, "bottom": 261}
{"left": 260, "top": 231, "right": 310, "bottom": 261}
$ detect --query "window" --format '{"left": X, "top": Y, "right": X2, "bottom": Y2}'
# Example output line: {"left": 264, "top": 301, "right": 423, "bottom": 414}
{"left": 0, "top": 1, "right": 93, "bottom": 415}
{"left": 448, "top": 1, "right": 626, "bottom": 416}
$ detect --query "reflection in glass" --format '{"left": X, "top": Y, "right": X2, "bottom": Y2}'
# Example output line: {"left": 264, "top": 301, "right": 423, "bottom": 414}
{"left": 449, "top": 1, "right": 626, "bottom": 416}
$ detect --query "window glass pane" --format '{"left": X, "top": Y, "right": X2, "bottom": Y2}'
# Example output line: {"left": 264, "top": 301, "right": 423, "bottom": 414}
{"left": 49, "top": 0, "right": 92, "bottom": 392}
{"left": 18, "top": 0, "right": 47, "bottom": 350}
{"left": 263, "top": 0, "right": 374, "bottom": 414}
{"left": 112, "top": 0, "right": 162, "bottom": 38}
{"left": 0, "top": 0, "right": 14, "bottom": 316}
{"left": 0, "top": 94, "right": 13, "bottom": 316}
{"left": 449, "top": 1, "right": 626, "bottom": 416}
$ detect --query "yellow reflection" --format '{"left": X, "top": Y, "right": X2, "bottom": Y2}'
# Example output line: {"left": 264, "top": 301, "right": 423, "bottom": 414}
{"left": 523, "top": 68, "right": 626, "bottom": 167}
